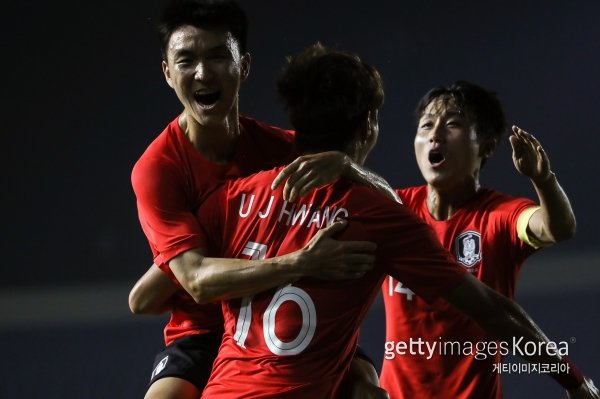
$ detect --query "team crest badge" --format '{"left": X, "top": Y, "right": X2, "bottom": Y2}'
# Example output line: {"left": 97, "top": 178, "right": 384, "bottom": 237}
{"left": 455, "top": 230, "right": 482, "bottom": 270}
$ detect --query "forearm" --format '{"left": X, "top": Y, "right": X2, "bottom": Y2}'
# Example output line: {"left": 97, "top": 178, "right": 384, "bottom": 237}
{"left": 344, "top": 162, "right": 401, "bottom": 203}
{"left": 531, "top": 173, "right": 576, "bottom": 243}
{"left": 129, "top": 264, "right": 178, "bottom": 315}
{"left": 171, "top": 250, "right": 304, "bottom": 304}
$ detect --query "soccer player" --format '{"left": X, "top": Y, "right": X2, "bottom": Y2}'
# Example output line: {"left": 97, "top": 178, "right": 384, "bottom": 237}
{"left": 379, "top": 81, "right": 578, "bottom": 399}
{"left": 128, "top": 1, "right": 393, "bottom": 398}
{"left": 169, "top": 43, "right": 598, "bottom": 398}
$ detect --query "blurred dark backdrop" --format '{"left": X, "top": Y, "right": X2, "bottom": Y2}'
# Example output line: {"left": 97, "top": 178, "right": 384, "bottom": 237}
{"left": 1, "top": 1, "right": 599, "bottom": 397}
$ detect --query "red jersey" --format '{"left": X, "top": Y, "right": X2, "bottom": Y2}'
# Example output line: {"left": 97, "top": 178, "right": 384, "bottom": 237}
{"left": 131, "top": 115, "right": 294, "bottom": 345}
{"left": 196, "top": 168, "right": 467, "bottom": 399}
{"left": 380, "top": 185, "right": 537, "bottom": 399}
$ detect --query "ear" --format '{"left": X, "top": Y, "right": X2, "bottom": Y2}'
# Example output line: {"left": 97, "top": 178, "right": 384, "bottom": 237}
{"left": 479, "top": 136, "right": 499, "bottom": 159}
{"left": 240, "top": 53, "right": 251, "bottom": 81}
{"left": 162, "top": 60, "right": 174, "bottom": 89}
{"left": 356, "top": 113, "right": 371, "bottom": 144}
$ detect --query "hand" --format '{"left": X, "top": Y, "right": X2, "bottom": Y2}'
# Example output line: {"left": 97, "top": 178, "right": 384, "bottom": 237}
{"left": 509, "top": 125, "right": 553, "bottom": 184}
{"left": 272, "top": 151, "right": 351, "bottom": 202}
{"left": 567, "top": 377, "right": 600, "bottom": 399}
{"left": 297, "top": 220, "right": 376, "bottom": 280}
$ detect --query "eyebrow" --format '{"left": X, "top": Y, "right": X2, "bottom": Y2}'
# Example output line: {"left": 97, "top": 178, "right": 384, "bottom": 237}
{"left": 173, "top": 44, "right": 231, "bottom": 56}
{"left": 421, "top": 110, "right": 463, "bottom": 118}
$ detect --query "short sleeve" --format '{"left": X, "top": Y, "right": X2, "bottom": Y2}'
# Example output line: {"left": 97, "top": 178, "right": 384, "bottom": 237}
{"left": 131, "top": 156, "right": 207, "bottom": 265}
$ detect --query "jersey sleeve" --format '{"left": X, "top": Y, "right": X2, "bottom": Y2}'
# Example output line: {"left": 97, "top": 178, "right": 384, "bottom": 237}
{"left": 131, "top": 155, "right": 207, "bottom": 267}
{"left": 493, "top": 196, "right": 539, "bottom": 259}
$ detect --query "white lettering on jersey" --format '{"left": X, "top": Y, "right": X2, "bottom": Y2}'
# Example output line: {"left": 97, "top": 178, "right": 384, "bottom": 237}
{"left": 277, "top": 200, "right": 295, "bottom": 225}
{"left": 388, "top": 276, "right": 415, "bottom": 301}
{"left": 263, "top": 284, "right": 317, "bottom": 356}
{"left": 234, "top": 241, "right": 268, "bottom": 347}
{"left": 258, "top": 196, "right": 274, "bottom": 219}
{"left": 240, "top": 192, "right": 348, "bottom": 228}
{"left": 239, "top": 193, "right": 255, "bottom": 218}
{"left": 291, "top": 203, "right": 313, "bottom": 226}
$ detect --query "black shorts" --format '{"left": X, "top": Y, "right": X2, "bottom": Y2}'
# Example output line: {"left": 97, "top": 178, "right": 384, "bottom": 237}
{"left": 149, "top": 332, "right": 222, "bottom": 390}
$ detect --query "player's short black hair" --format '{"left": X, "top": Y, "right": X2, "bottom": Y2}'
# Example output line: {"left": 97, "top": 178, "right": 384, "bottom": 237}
{"left": 277, "top": 42, "right": 384, "bottom": 154}
{"left": 415, "top": 80, "right": 507, "bottom": 151}
{"left": 158, "top": 0, "right": 248, "bottom": 61}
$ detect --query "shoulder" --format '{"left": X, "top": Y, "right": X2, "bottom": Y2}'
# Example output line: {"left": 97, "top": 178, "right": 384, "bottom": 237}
{"left": 395, "top": 185, "right": 427, "bottom": 209}
{"left": 131, "top": 117, "right": 183, "bottom": 192}
{"left": 226, "top": 166, "right": 285, "bottom": 194}
{"left": 239, "top": 115, "right": 295, "bottom": 144}
{"left": 475, "top": 188, "right": 536, "bottom": 214}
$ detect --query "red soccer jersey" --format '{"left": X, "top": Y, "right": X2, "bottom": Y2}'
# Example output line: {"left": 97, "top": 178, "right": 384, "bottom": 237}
{"left": 131, "top": 115, "right": 294, "bottom": 345}
{"left": 196, "top": 168, "right": 467, "bottom": 399}
{"left": 380, "top": 185, "right": 537, "bottom": 399}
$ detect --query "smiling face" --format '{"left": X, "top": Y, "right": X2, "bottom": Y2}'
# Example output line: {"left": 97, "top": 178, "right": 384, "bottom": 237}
{"left": 162, "top": 24, "right": 250, "bottom": 129}
{"left": 414, "top": 97, "right": 485, "bottom": 191}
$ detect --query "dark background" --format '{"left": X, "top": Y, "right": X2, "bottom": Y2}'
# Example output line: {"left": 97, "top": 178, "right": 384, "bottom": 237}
{"left": 1, "top": 1, "right": 599, "bottom": 397}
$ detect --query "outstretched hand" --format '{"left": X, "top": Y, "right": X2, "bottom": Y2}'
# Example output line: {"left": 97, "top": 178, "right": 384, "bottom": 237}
{"left": 272, "top": 151, "right": 351, "bottom": 202}
{"left": 567, "top": 377, "right": 600, "bottom": 399}
{"left": 509, "top": 125, "right": 553, "bottom": 184}
{"left": 297, "top": 220, "right": 376, "bottom": 281}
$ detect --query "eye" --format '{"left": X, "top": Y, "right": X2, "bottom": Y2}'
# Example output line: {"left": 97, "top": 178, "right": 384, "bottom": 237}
{"left": 177, "top": 58, "right": 193, "bottom": 66}
{"left": 420, "top": 121, "right": 433, "bottom": 129}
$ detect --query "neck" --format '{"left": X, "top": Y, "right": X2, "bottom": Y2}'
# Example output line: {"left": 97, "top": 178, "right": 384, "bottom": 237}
{"left": 426, "top": 177, "right": 480, "bottom": 221}
{"left": 179, "top": 112, "right": 240, "bottom": 163}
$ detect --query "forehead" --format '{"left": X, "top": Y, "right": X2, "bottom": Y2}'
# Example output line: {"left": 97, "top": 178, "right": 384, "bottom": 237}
{"left": 166, "top": 24, "right": 238, "bottom": 56}
{"left": 421, "top": 96, "right": 464, "bottom": 118}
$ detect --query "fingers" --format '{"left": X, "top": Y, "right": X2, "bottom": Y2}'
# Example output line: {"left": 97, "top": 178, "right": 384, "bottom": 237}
{"left": 509, "top": 134, "right": 522, "bottom": 156}
{"left": 319, "top": 257, "right": 375, "bottom": 280}
{"left": 513, "top": 125, "right": 543, "bottom": 151}
{"left": 315, "top": 220, "right": 348, "bottom": 238}
{"left": 285, "top": 170, "right": 319, "bottom": 201}
{"left": 271, "top": 157, "right": 303, "bottom": 190}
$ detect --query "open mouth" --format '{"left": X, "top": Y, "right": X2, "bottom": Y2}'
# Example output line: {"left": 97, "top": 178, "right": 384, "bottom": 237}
{"left": 194, "top": 91, "right": 220, "bottom": 108}
{"left": 428, "top": 150, "right": 445, "bottom": 166}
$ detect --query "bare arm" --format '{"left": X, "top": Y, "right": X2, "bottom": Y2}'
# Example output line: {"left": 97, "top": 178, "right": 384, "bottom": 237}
{"left": 443, "top": 273, "right": 598, "bottom": 397}
{"left": 271, "top": 151, "right": 400, "bottom": 203}
{"left": 338, "top": 354, "right": 389, "bottom": 399}
{"left": 169, "top": 221, "right": 376, "bottom": 304}
{"left": 510, "top": 125, "right": 576, "bottom": 244}
{"left": 129, "top": 264, "right": 179, "bottom": 315}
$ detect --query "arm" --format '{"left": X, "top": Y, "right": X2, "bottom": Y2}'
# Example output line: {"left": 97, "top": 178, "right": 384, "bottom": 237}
{"left": 443, "top": 273, "right": 598, "bottom": 397}
{"left": 169, "top": 221, "right": 376, "bottom": 304}
{"left": 271, "top": 151, "right": 401, "bottom": 203}
{"left": 510, "top": 125, "right": 576, "bottom": 244}
{"left": 128, "top": 264, "right": 179, "bottom": 315}
{"left": 338, "top": 351, "right": 389, "bottom": 399}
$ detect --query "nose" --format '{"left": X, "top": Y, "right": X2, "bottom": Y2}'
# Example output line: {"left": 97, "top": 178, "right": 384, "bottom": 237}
{"left": 194, "top": 61, "right": 213, "bottom": 81}
{"left": 429, "top": 122, "right": 445, "bottom": 143}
